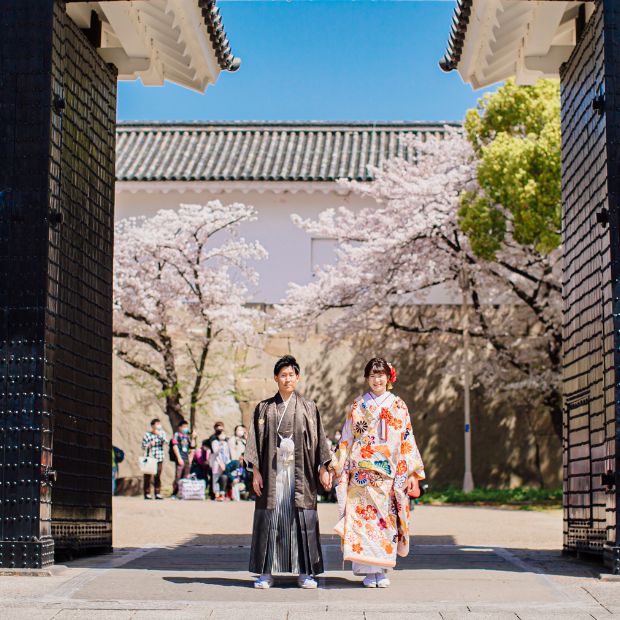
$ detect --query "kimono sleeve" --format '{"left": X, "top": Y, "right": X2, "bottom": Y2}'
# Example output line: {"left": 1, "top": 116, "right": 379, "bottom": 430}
{"left": 315, "top": 405, "right": 332, "bottom": 469}
{"left": 243, "top": 402, "right": 263, "bottom": 470}
{"left": 400, "top": 402, "right": 425, "bottom": 480}
{"left": 331, "top": 403, "right": 355, "bottom": 477}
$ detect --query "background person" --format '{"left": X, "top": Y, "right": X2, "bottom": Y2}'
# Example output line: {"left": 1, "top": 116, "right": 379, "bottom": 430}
{"left": 227, "top": 424, "right": 248, "bottom": 500}
{"left": 207, "top": 421, "right": 226, "bottom": 449}
{"left": 112, "top": 446, "right": 124, "bottom": 495}
{"left": 228, "top": 424, "right": 247, "bottom": 461}
{"left": 191, "top": 439, "right": 212, "bottom": 490}
{"left": 141, "top": 418, "right": 167, "bottom": 500}
{"left": 210, "top": 429, "right": 231, "bottom": 501}
{"left": 171, "top": 419, "right": 196, "bottom": 498}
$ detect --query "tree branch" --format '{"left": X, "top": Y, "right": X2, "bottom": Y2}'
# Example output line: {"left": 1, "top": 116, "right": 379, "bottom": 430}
{"left": 114, "top": 330, "right": 164, "bottom": 353}
{"left": 116, "top": 350, "right": 167, "bottom": 386}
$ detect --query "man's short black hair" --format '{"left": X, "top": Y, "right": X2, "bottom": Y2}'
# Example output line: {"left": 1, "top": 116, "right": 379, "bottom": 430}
{"left": 177, "top": 419, "right": 188, "bottom": 428}
{"left": 274, "top": 355, "right": 300, "bottom": 376}
{"left": 150, "top": 418, "right": 160, "bottom": 426}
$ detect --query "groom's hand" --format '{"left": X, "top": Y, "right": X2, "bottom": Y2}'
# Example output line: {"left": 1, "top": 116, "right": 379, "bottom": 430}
{"left": 319, "top": 466, "right": 331, "bottom": 491}
{"left": 252, "top": 470, "right": 263, "bottom": 497}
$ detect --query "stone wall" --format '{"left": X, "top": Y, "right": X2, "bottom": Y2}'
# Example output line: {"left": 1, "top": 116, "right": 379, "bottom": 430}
{"left": 113, "top": 306, "right": 562, "bottom": 494}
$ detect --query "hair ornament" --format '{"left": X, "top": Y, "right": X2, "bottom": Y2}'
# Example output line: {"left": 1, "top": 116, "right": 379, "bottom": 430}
{"left": 388, "top": 363, "right": 397, "bottom": 388}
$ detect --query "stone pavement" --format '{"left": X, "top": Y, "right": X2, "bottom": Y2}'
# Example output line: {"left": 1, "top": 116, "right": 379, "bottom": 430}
{"left": 1, "top": 498, "right": 619, "bottom": 619}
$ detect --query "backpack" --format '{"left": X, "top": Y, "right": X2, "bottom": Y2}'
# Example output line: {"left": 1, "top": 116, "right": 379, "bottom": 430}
{"left": 169, "top": 438, "right": 178, "bottom": 462}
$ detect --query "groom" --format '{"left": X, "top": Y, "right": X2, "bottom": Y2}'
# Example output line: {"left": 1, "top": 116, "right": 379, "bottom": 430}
{"left": 244, "top": 355, "right": 333, "bottom": 589}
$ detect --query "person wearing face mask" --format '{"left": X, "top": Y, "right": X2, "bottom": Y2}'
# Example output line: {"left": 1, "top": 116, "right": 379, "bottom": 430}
{"left": 209, "top": 427, "right": 231, "bottom": 501}
{"left": 226, "top": 425, "right": 248, "bottom": 501}
{"left": 141, "top": 418, "right": 168, "bottom": 500}
{"left": 207, "top": 421, "right": 226, "bottom": 450}
{"left": 171, "top": 419, "right": 196, "bottom": 499}
{"left": 228, "top": 425, "right": 247, "bottom": 462}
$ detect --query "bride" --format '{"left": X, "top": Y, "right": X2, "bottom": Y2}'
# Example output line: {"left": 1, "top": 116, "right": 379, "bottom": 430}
{"left": 331, "top": 357, "right": 425, "bottom": 588}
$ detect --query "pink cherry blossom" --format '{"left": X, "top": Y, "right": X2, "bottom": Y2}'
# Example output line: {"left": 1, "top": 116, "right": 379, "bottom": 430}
{"left": 276, "top": 129, "right": 561, "bottom": 438}
{"left": 114, "top": 201, "right": 267, "bottom": 429}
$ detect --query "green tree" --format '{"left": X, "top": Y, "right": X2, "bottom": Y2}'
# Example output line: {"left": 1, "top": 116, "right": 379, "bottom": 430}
{"left": 459, "top": 79, "right": 561, "bottom": 260}
{"left": 457, "top": 79, "right": 563, "bottom": 443}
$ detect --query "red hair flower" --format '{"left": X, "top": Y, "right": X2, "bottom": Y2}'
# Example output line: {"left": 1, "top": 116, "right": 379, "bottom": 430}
{"left": 388, "top": 364, "right": 397, "bottom": 385}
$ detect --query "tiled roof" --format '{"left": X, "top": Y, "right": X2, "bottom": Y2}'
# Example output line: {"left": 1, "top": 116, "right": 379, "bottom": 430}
{"left": 200, "top": 0, "right": 240, "bottom": 72}
{"left": 116, "top": 121, "right": 456, "bottom": 183}
{"left": 439, "top": 0, "right": 473, "bottom": 73}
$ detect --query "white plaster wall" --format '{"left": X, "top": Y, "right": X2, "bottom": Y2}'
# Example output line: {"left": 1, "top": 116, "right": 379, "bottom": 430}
{"left": 115, "top": 181, "right": 461, "bottom": 305}
{"left": 116, "top": 183, "right": 371, "bottom": 303}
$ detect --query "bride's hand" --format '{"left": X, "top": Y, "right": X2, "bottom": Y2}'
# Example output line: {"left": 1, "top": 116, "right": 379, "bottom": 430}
{"left": 406, "top": 476, "right": 420, "bottom": 498}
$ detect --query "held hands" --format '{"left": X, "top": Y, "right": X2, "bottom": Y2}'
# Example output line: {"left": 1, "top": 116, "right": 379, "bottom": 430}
{"left": 253, "top": 469, "right": 264, "bottom": 497}
{"left": 319, "top": 466, "right": 333, "bottom": 491}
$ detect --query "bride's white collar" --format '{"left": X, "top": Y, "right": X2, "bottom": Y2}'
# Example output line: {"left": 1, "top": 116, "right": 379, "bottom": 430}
{"left": 364, "top": 391, "right": 394, "bottom": 407}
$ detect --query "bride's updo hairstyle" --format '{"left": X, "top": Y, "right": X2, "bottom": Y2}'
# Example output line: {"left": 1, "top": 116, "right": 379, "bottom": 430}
{"left": 364, "top": 357, "right": 391, "bottom": 378}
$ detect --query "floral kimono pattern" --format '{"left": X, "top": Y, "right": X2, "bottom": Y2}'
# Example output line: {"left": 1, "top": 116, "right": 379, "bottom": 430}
{"left": 332, "top": 392, "right": 425, "bottom": 570}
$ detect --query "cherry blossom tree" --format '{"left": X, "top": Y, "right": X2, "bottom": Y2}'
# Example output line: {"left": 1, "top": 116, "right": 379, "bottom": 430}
{"left": 276, "top": 130, "right": 562, "bottom": 439}
{"left": 114, "top": 201, "right": 267, "bottom": 431}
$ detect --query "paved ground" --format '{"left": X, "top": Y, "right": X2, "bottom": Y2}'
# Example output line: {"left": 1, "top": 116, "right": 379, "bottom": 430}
{"left": 2, "top": 497, "right": 619, "bottom": 619}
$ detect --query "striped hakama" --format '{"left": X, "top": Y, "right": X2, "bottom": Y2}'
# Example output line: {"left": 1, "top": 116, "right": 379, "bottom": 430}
{"left": 248, "top": 393, "right": 325, "bottom": 577}
{"left": 261, "top": 450, "right": 300, "bottom": 574}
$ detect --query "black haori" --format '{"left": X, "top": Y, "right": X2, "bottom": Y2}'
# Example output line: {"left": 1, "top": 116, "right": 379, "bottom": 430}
{"left": 245, "top": 392, "right": 332, "bottom": 575}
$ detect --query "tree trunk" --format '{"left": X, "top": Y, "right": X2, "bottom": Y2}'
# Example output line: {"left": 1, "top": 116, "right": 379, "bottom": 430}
{"left": 544, "top": 384, "right": 563, "bottom": 441}
{"left": 159, "top": 327, "right": 185, "bottom": 432}
{"left": 189, "top": 329, "right": 211, "bottom": 432}
{"left": 165, "top": 392, "right": 185, "bottom": 433}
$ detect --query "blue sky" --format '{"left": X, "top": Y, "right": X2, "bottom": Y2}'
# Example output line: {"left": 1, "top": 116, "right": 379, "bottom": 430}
{"left": 117, "top": 1, "right": 498, "bottom": 123}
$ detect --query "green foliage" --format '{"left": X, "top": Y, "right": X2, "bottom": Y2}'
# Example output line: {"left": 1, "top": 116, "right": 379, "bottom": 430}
{"left": 460, "top": 79, "right": 561, "bottom": 259}
{"left": 419, "top": 486, "right": 562, "bottom": 509}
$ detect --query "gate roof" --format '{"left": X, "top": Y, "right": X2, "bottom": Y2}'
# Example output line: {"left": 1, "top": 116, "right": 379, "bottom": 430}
{"left": 66, "top": 0, "right": 240, "bottom": 92}
{"left": 440, "top": 0, "right": 594, "bottom": 88}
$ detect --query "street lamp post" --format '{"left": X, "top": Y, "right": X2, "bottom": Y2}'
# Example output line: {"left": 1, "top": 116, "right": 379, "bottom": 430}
{"left": 460, "top": 266, "right": 475, "bottom": 493}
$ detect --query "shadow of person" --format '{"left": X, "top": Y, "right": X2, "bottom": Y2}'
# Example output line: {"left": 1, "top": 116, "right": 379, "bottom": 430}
{"left": 163, "top": 575, "right": 360, "bottom": 588}
{"left": 319, "top": 576, "right": 361, "bottom": 589}
{"left": 163, "top": 576, "right": 252, "bottom": 587}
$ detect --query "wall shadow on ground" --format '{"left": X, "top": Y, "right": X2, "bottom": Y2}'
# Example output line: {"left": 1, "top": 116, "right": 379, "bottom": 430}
{"left": 57, "top": 534, "right": 605, "bottom": 580}
{"left": 301, "top": 336, "right": 562, "bottom": 489}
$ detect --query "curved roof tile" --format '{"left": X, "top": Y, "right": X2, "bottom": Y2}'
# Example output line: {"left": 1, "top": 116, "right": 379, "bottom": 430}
{"left": 439, "top": 0, "right": 473, "bottom": 73}
{"left": 199, "top": 0, "right": 241, "bottom": 72}
{"left": 116, "top": 121, "right": 458, "bottom": 183}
